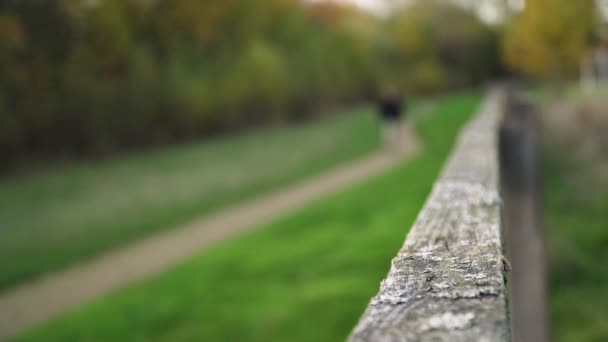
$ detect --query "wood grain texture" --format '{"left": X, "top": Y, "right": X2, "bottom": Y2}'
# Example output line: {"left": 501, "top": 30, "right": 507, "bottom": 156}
{"left": 350, "top": 91, "right": 509, "bottom": 342}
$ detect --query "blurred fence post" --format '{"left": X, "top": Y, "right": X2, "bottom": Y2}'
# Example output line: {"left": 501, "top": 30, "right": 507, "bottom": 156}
{"left": 499, "top": 92, "right": 549, "bottom": 342}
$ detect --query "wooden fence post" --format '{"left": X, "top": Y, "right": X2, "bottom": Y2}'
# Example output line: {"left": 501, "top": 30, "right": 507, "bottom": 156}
{"left": 499, "top": 93, "right": 549, "bottom": 342}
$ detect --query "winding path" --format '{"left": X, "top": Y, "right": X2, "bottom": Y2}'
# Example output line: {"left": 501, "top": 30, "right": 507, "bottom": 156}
{"left": 0, "top": 125, "right": 420, "bottom": 340}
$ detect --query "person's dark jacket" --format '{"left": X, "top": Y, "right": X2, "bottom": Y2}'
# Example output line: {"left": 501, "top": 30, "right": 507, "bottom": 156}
{"left": 379, "top": 91, "right": 403, "bottom": 121}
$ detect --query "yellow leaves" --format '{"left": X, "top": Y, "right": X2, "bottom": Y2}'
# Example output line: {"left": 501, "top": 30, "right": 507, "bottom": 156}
{"left": 503, "top": 18, "right": 547, "bottom": 77}
{"left": 93, "top": 2, "right": 131, "bottom": 47}
{"left": 394, "top": 16, "right": 429, "bottom": 57}
{"left": 0, "top": 14, "right": 26, "bottom": 51}
{"left": 502, "top": 0, "right": 596, "bottom": 79}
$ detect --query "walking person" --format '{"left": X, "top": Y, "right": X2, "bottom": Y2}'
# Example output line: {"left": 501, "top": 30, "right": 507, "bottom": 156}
{"left": 378, "top": 86, "right": 405, "bottom": 151}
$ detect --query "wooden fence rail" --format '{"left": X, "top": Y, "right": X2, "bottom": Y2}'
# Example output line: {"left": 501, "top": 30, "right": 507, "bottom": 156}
{"left": 350, "top": 91, "right": 511, "bottom": 341}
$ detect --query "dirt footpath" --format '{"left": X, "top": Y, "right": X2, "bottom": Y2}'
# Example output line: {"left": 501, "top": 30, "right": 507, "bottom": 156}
{"left": 0, "top": 125, "right": 420, "bottom": 340}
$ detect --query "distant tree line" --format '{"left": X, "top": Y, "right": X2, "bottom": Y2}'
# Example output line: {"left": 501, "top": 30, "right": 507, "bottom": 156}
{"left": 0, "top": 0, "right": 502, "bottom": 166}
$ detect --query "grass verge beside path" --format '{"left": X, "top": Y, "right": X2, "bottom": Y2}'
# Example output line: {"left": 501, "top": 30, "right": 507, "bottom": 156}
{"left": 17, "top": 93, "right": 481, "bottom": 342}
{"left": 0, "top": 109, "right": 379, "bottom": 291}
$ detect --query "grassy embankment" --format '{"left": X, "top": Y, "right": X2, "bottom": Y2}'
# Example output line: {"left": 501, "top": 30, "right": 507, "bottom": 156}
{"left": 0, "top": 109, "right": 380, "bottom": 291}
{"left": 17, "top": 93, "right": 482, "bottom": 341}
{"left": 525, "top": 85, "right": 608, "bottom": 340}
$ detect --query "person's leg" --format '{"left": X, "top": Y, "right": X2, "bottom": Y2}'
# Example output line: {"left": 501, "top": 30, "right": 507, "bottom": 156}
{"left": 392, "top": 118, "right": 402, "bottom": 149}
{"left": 383, "top": 119, "right": 393, "bottom": 148}
{"left": 384, "top": 119, "right": 401, "bottom": 151}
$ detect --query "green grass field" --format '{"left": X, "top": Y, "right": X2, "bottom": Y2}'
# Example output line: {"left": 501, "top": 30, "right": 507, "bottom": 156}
{"left": 545, "top": 148, "right": 608, "bottom": 341}
{"left": 16, "top": 93, "right": 482, "bottom": 342}
{"left": 0, "top": 109, "right": 380, "bottom": 291}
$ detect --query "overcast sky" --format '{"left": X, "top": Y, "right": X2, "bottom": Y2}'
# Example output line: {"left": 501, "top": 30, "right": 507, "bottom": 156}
{"left": 333, "top": 0, "right": 608, "bottom": 23}
{"left": 312, "top": 0, "right": 388, "bottom": 13}
{"left": 326, "top": 0, "right": 526, "bottom": 23}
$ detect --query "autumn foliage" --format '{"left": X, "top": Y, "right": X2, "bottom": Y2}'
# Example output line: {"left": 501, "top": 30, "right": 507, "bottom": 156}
{"left": 502, "top": 0, "right": 597, "bottom": 79}
{"left": 0, "top": 0, "right": 501, "bottom": 166}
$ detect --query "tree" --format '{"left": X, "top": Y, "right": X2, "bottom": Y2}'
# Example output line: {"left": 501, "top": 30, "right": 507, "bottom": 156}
{"left": 385, "top": 0, "right": 501, "bottom": 92}
{"left": 502, "top": 0, "right": 597, "bottom": 79}
{"left": 0, "top": 0, "right": 502, "bottom": 166}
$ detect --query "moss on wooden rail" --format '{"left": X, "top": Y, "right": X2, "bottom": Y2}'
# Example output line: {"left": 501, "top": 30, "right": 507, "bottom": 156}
{"left": 350, "top": 91, "right": 509, "bottom": 341}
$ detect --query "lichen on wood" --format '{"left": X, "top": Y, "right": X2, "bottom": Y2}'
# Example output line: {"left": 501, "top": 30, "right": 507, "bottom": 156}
{"left": 350, "top": 92, "right": 509, "bottom": 342}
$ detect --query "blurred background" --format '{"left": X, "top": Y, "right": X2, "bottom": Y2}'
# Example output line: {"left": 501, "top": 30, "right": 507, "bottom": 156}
{"left": 0, "top": 0, "right": 504, "bottom": 166}
{"left": 0, "top": 0, "right": 607, "bottom": 341}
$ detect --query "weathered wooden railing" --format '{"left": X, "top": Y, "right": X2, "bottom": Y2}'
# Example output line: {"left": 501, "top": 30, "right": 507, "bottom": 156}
{"left": 350, "top": 90, "right": 518, "bottom": 341}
